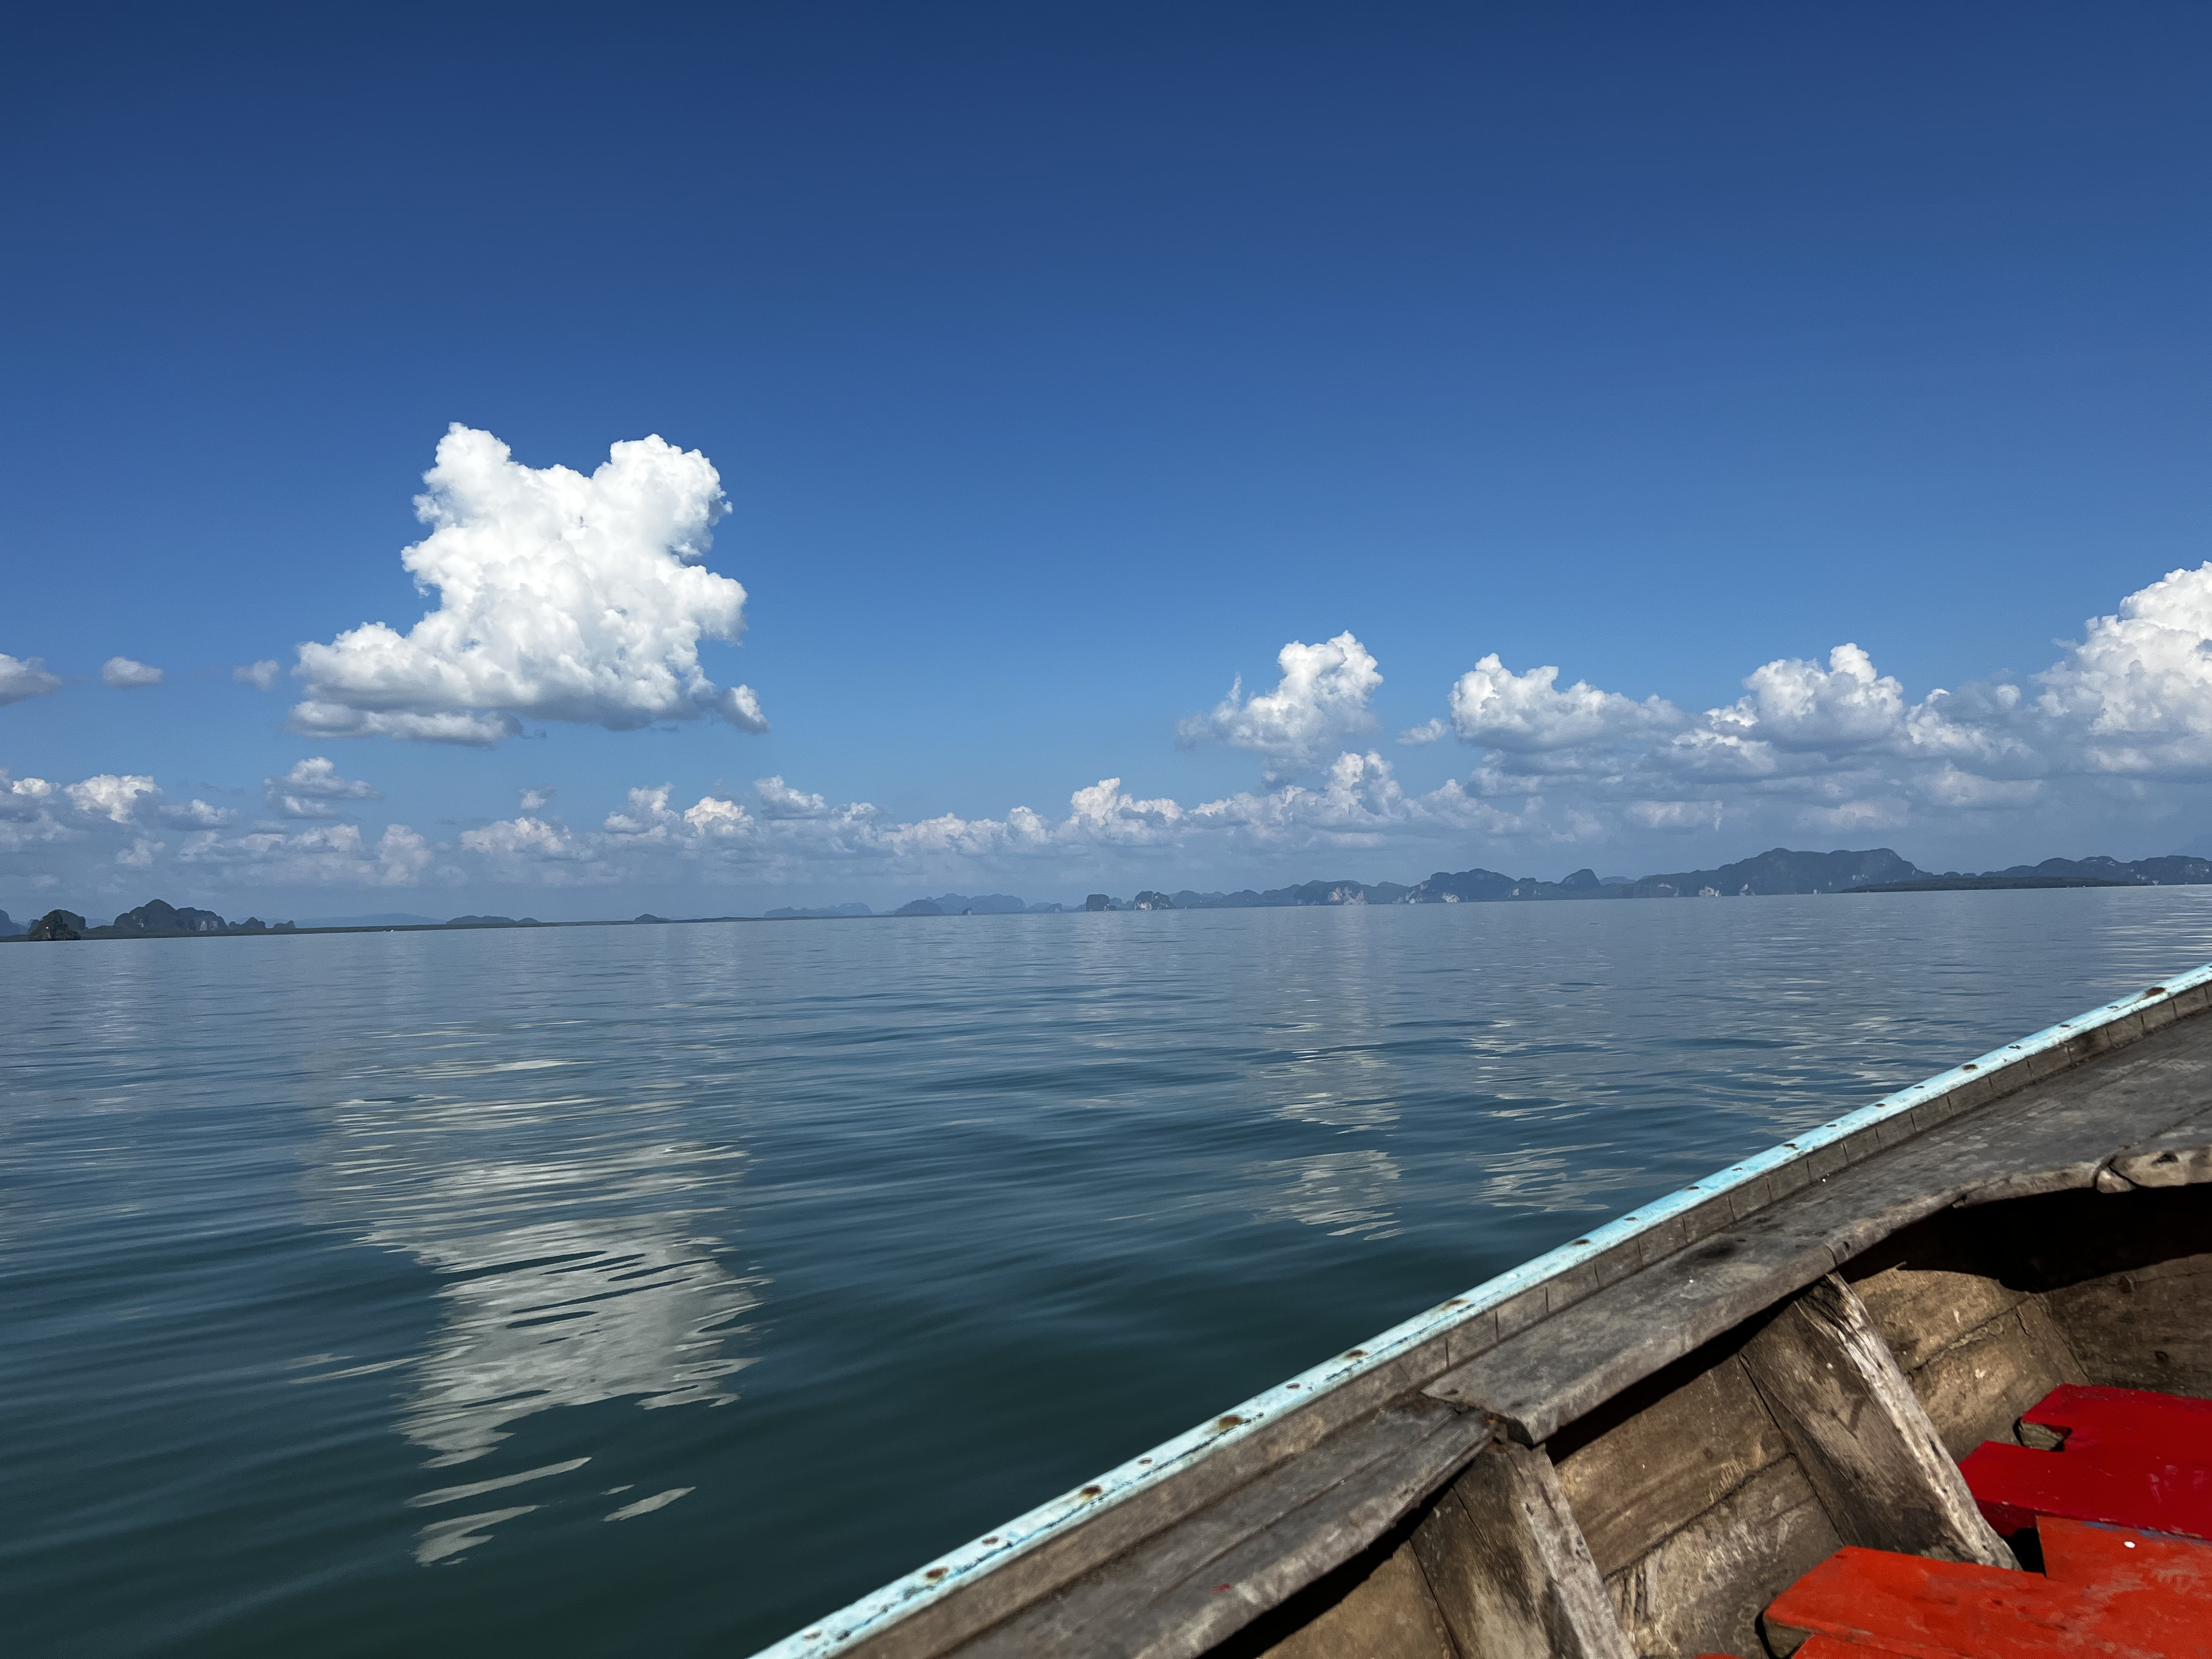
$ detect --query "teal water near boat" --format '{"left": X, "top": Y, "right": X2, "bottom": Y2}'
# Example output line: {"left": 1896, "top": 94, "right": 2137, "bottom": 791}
{"left": 4, "top": 888, "right": 2210, "bottom": 1654}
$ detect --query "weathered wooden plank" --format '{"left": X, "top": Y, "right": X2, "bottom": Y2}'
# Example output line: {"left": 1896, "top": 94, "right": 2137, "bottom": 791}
{"left": 854, "top": 1351, "right": 1477, "bottom": 1659}
{"left": 1906, "top": 1307, "right": 2075, "bottom": 1461}
{"left": 1239, "top": 1537, "right": 1457, "bottom": 1659}
{"left": 1738, "top": 1275, "right": 2015, "bottom": 1568}
{"left": 2015, "top": 1297, "right": 2089, "bottom": 1390}
{"left": 1952, "top": 1048, "right": 2212, "bottom": 1205}
{"left": 1411, "top": 1442, "right": 1633, "bottom": 1659}
{"left": 1952, "top": 1161, "right": 2106, "bottom": 1206}
{"left": 1839, "top": 1207, "right": 2087, "bottom": 1399}
{"left": 952, "top": 1402, "right": 1494, "bottom": 1659}
{"left": 1430, "top": 1213, "right": 1819, "bottom": 1440}
{"left": 2110, "top": 1107, "right": 2212, "bottom": 1188}
{"left": 1550, "top": 1354, "right": 1789, "bottom": 1578}
{"left": 1606, "top": 1458, "right": 1841, "bottom": 1659}
{"left": 1849, "top": 1262, "right": 2027, "bottom": 1373}
{"left": 2043, "top": 1250, "right": 2212, "bottom": 1395}
{"left": 1426, "top": 1187, "right": 1912, "bottom": 1444}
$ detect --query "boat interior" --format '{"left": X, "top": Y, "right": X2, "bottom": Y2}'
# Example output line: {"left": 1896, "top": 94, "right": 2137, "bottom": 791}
{"left": 1220, "top": 1182, "right": 2212, "bottom": 1658}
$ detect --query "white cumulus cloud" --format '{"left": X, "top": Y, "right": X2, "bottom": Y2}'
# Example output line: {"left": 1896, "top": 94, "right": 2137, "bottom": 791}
{"left": 459, "top": 814, "right": 587, "bottom": 862}
{"left": 0, "top": 764, "right": 437, "bottom": 894}
{"left": 0, "top": 773, "right": 66, "bottom": 854}
{"left": 2037, "top": 561, "right": 2212, "bottom": 774}
{"left": 0, "top": 771, "right": 234, "bottom": 894}
{"left": 1705, "top": 644, "right": 1908, "bottom": 752}
{"left": 754, "top": 776, "right": 830, "bottom": 818}
{"left": 0, "top": 654, "right": 64, "bottom": 705}
{"left": 101, "top": 657, "right": 164, "bottom": 688}
{"left": 448, "top": 755, "right": 1557, "bottom": 891}
{"left": 1405, "top": 560, "right": 2212, "bottom": 850}
{"left": 290, "top": 425, "right": 768, "bottom": 744}
{"left": 66, "top": 774, "right": 162, "bottom": 822}
{"left": 235, "top": 660, "right": 281, "bottom": 691}
{"left": 1178, "top": 632, "right": 1382, "bottom": 779}
{"left": 1449, "top": 656, "right": 1683, "bottom": 753}
{"left": 160, "top": 799, "right": 235, "bottom": 828}
{"left": 267, "top": 757, "right": 383, "bottom": 819}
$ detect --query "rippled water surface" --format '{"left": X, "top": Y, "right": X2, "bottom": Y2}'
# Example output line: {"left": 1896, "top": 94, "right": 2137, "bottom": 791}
{"left": 6, "top": 889, "right": 2211, "bottom": 1655}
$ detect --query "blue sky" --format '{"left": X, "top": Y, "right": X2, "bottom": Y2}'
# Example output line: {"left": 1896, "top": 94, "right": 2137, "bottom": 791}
{"left": 4, "top": 4, "right": 2209, "bottom": 919}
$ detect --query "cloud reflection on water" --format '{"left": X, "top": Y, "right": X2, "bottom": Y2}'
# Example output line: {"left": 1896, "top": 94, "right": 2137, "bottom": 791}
{"left": 394, "top": 1211, "right": 758, "bottom": 1465}
{"left": 1249, "top": 1147, "right": 1405, "bottom": 1238}
{"left": 302, "top": 1055, "right": 763, "bottom": 1562}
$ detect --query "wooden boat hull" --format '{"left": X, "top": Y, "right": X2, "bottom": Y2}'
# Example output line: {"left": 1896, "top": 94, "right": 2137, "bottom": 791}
{"left": 757, "top": 969, "right": 2212, "bottom": 1658}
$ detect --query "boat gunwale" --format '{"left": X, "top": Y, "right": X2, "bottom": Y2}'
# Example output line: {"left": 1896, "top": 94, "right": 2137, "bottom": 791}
{"left": 755, "top": 963, "right": 2212, "bottom": 1658}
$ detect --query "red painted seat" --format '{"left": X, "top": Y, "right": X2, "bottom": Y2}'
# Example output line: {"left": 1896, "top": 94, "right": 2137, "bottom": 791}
{"left": 1960, "top": 1384, "right": 2212, "bottom": 1541}
{"left": 1757, "top": 1517, "right": 2212, "bottom": 1656}
{"left": 1697, "top": 1646, "right": 1918, "bottom": 1658}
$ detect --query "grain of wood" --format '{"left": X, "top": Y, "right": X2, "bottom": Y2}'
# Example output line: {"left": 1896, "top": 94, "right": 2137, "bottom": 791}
{"left": 1551, "top": 1358, "right": 1789, "bottom": 1578}
{"left": 1412, "top": 1444, "right": 1632, "bottom": 1659}
{"left": 1907, "top": 1308, "right": 2075, "bottom": 1461}
{"left": 2044, "top": 1251, "right": 2212, "bottom": 1394}
{"left": 2111, "top": 1105, "right": 2212, "bottom": 1187}
{"left": 1848, "top": 1264, "right": 2026, "bottom": 1374}
{"left": 951, "top": 1404, "right": 1494, "bottom": 1659}
{"left": 1244, "top": 1540, "right": 1457, "bottom": 1659}
{"left": 1739, "top": 1275, "right": 2015, "bottom": 1569}
{"left": 2014, "top": 1297, "right": 2088, "bottom": 1389}
{"left": 854, "top": 1356, "right": 1469, "bottom": 1659}
{"left": 1605, "top": 1458, "right": 1840, "bottom": 1659}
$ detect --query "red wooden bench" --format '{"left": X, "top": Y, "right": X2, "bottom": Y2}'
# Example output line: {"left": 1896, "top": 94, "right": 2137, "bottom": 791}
{"left": 1754, "top": 1519, "right": 2212, "bottom": 1656}
{"left": 1960, "top": 1383, "right": 2212, "bottom": 1542}
{"left": 1692, "top": 1387, "right": 2212, "bottom": 1656}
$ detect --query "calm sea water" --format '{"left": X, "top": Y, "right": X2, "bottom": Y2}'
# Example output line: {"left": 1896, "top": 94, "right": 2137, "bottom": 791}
{"left": 5, "top": 888, "right": 2210, "bottom": 1655}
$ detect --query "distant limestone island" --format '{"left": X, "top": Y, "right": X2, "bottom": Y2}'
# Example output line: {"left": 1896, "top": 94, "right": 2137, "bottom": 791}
{"left": 7, "top": 849, "right": 2205, "bottom": 945}
{"left": 0, "top": 898, "right": 602, "bottom": 942}
{"left": 796, "top": 847, "right": 2212, "bottom": 917}
{"left": 1, "top": 899, "right": 298, "bottom": 942}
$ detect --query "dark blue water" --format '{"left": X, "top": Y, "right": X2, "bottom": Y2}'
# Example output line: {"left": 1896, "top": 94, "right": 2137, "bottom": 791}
{"left": 5, "top": 889, "right": 2208, "bottom": 1655}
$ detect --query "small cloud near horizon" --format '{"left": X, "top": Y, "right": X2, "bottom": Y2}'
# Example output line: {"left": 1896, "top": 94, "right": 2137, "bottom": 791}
{"left": 0, "top": 653, "right": 64, "bottom": 705}
{"left": 267, "top": 757, "right": 382, "bottom": 820}
{"left": 102, "top": 656, "right": 163, "bottom": 688}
